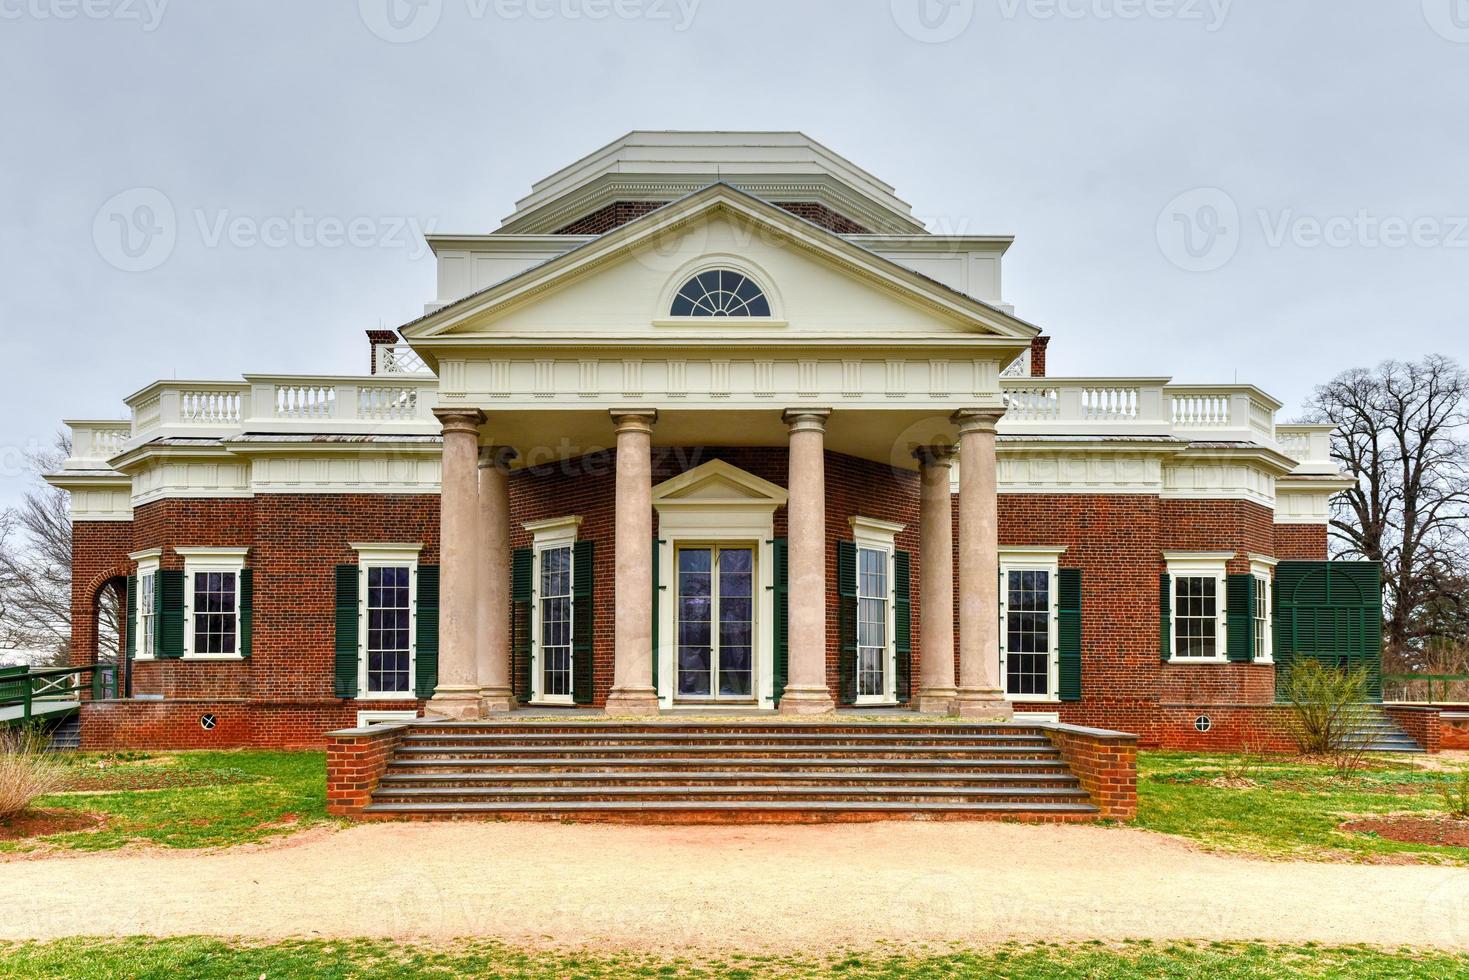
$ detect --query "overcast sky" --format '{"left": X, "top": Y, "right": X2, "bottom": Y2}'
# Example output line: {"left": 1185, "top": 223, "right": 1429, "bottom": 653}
{"left": 2, "top": 0, "right": 1467, "bottom": 511}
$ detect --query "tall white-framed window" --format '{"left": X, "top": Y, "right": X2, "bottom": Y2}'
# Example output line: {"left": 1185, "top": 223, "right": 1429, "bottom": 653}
{"left": 525, "top": 516, "right": 582, "bottom": 705}
{"left": 1165, "top": 553, "right": 1231, "bottom": 662}
{"left": 1250, "top": 555, "right": 1277, "bottom": 664}
{"left": 851, "top": 517, "right": 904, "bottom": 706}
{"left": 129, "top": 549, "right": 162, "bottom": 660}
{"left": 351, "top": 543, "right": 422, "bottom": 700}
{"left": 176, "top": 547, "right": 249, "bottom": 660}
{"left": 999, "top": 547, "right": 1065, "bottom": 701}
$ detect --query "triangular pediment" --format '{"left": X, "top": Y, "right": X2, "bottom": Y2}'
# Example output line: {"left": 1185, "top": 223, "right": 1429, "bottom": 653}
{"left": 400, "top": 184, "right": 1038, "bottom": 352}
{"left": 653, "top": 460, "right": 789, "bottom": 507}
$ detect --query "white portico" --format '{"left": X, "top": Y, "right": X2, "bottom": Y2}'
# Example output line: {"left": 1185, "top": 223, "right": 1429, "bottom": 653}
{"left": 401, "top": 175, "right": 1037, "bottom": 718}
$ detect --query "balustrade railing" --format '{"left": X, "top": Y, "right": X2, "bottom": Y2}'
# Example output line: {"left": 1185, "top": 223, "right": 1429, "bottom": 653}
{"left": 374, "top": 343, "right": 431, "bottom": 375}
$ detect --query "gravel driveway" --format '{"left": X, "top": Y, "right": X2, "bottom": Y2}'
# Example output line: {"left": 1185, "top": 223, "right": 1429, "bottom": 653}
{"left": 6, "top": 822, "right": 1469, "bottom": 952}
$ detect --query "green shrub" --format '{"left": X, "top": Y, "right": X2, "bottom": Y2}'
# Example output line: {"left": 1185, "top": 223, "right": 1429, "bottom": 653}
{"left": 1280, "top": 658, "right": 1371, "bottom": 768}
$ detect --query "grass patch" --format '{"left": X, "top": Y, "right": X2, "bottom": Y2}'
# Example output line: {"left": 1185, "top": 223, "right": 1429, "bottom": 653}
{"left": 0, "top": 938, "right": 1466, "bottom": 978}
{"left": 1137, "top": 750, "right": 1469, "bottom": 863}
{"left": 0, "top": 750, "right": 329, "bottom": 853}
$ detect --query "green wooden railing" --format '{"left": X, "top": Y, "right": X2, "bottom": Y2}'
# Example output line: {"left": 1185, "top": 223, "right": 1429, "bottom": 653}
{"left": 0, "top": 664, "right": 118, "bottom": 724}
{"left": 1381, "top": 673, "right": 1469, "bottom": 705}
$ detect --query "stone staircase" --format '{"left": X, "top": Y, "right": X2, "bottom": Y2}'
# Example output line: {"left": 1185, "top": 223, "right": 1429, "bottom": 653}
{"left": 360, "top": 721, "right": 1104, "bottom": 822}
{"left": 1343, "top": 705, "right": 1425, "bottom": 753}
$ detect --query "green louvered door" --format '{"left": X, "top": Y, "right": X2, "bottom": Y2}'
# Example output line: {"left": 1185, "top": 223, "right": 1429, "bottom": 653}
{"left": 772, "top": 538, "right": 789, "bottom": 706}
{"left": 1274, "top": 561, "right": 1384, "bottom": 700}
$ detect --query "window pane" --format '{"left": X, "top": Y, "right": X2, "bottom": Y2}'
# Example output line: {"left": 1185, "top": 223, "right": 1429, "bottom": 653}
{"left": 192, "top": 570, "right": 238, "bottom": 655}
{"left": 1005, "top": 569, "right": 1051, "bottom": 697}
{"left": 365, "top": 565, "right": 413, "bottom": 693}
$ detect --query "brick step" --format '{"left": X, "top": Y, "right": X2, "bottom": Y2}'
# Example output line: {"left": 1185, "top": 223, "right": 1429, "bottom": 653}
{"left": 391, "top": 744, "right": 1063, "bottom": 761}
{"left": 411, "top": 723, "right": 1050, "bottom": 737}
{"left": 359, "top": 800, "right": 1101, "bottom": 817}
{"left": 400, "top": 731, "right": 1055, "bottom": 747}
{"left": 379, "top": 769, "right": 1081, "bottom": 786}
{"left": 370, "top": 787, "right": 1092, "bottom": 806}
{"left": 386, "top": 756, "right": 1072, "bottom": 775}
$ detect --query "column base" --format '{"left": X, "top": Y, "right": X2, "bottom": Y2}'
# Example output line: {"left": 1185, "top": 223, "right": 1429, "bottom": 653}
{"left": 424, "top": 688, "right": 485, "bottom": 722}
{"left": 777, "top": 686, "right": 836, "bottom": 715}
{"left": 950, "top": 688, "right": 1015, "bottom": 721}
{"left": 914, "top": 687, "right": 958, "bottom": 715}
{"left": 604, "top": 687, "right": 661, "bottom": 716}
{"left": 479, "top": 687, "right": 515, "bottom": 716}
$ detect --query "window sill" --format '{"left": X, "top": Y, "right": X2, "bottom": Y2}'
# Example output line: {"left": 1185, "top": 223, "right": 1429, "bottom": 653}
{"left": 1167, "top": 657, "right": 1230, "bottom": 665}
{"left": 181, "top": 655, "right": 246, "bottom": 662}
{"left": 358, "top": 692, "right": 419, "bottom": 702}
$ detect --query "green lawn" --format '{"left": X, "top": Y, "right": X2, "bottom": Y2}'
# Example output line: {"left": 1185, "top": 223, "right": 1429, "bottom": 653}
{"left": 1136, "top": 751, "right": 1469, "bottom": 863}
{"left": 0, "top": 750, "right": 331, "bottom": 853}
{"left": 0, "top": 938, "right": 1465, "bottom": 979}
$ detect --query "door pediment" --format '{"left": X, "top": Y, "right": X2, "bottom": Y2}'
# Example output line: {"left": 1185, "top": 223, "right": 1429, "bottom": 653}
{"left": 653, "top": 459, "right": 788, "bottom": 510}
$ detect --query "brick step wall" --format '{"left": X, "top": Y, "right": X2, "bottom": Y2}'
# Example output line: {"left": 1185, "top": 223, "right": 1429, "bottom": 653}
{"left": 328, "top": 721, "right": 1139, "bottom": 824}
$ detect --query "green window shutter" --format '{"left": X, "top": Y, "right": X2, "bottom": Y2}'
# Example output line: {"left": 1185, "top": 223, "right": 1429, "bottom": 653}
{"left": 772, "top": 537, "right": 789, "bottom": 705}
{"left": 333, "top": 565, "right": 359, "bottom": 698}
{"left": 152, "top": 573, "right": 165, "bottom": 657}
{"left": 1159, "top": 573, "right": 1172, "bottom": 662}
{"left": 1058, "top": 568, "right": 1083, "bottom": 702}
{"left": 837, "top": 540, "right": 858, "bottom": 705}
{"left": 893, "top": 550, "right": 912, "bottom": 704}
{"left": 414, "top": 565, "right": 440, "bottom": 699}
{"left": 572, "top": 540, "right": 595, "bottom": 705}
{"left": 652, "top": 537, "right": 661, "bottom": 694}
{"left": 125, "top": 575, "right": 138, "bottom": 661}
{"left": 158, "top": 569, "right": 186, "bottom": 659}
{"left": 1274, "top": 561, "right": 1384, "bottom": 702}
{"left": 1226, "top": 573, "right": 1255, "bottom": 663}
{"left": 239, "top": 569, "right": 254, "bottom": 659}
{"left": 512, "top": 548, "right": 533, "bottom": 704}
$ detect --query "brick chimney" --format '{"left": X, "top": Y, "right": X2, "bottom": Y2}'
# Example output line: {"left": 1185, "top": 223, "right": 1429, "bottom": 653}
{"left": 366, "top": 330, "right": 399, "bottom": 375}
{"left": 1030, "top": 336, "right": 1050, "bottom": 378}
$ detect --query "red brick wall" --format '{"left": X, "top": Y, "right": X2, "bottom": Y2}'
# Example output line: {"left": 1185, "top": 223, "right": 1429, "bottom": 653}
{"left": 70, "top": 521, "right": 135, "bottom": 669}
{"left": 1383, "top": 705, "right": 1442, "bottom": 754}
{"left": 1275, "top": 523, "right": 1329, "bottom": 561}
{"left": 327, "top": 722, "right": 409, "bottom": 815}
{"left": 1160, "top": 663, "right": 1276, "bottom": 704}
{"left": 552, "top": 200, "right": 870, "bottom": 236}
{"left": 1030, "top": 336, "right": 1050, "bottom": 377}
{"left": 1046, "top": 726, "right": 1138, "bottom": 820}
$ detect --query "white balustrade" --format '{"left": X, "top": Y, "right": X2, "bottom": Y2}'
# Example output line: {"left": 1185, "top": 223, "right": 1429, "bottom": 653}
{"left": 359, "top": 385, "right": 419, "bottom": 421}
{"left": 275, "top": 384, "right": 336, "bottom": 420}
{"left": 1171, "top": 392, "right": 1232, "bottom": 427}
{"left": 1002, "top": 385, "right": 1059, "bottom": 421}
{"left": 1082, "top": 386, "right": 1139, "bottom": 421}
{"left": 179, "top": 388, "right": 243, "bottom": 425}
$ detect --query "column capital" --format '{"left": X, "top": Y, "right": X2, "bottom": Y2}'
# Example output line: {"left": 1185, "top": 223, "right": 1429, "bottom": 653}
{"left": 951, "top": 408, "right": 1005, "bottom": 436}
{"left": 782, "top": 408, "right": 832, "bottom": 433}
{"left": 912, "top": 443, "right": 958, "bottom": 467}
{"left": 434, "top": 407, "right": 487, "bottom": 436}
{"left": 610, "top": 408, "right": 658, "bottom": 435}
{"left": 477, "top": 445, "right": 518, "bottom": 471}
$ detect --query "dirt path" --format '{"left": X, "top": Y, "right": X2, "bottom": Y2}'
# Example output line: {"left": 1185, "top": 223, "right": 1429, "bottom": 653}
{"left": 6, "top": 822, "right": 1469, "bottom": 952}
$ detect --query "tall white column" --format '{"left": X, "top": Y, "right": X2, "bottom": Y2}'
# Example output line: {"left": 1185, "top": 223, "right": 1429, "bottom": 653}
{"left": 477, "top": 445, "right": 517, "bottom": 715}
{"left": 426, "top": 408, "right": 486, "bottom": 721}
{"left": 951, "top": 409, "right": 1014, "bottom": 721}
{"left": 914, "top": 444, "right": 958, "bottom": 714}
{"left": 604, "top": 410, "right": 661, "bottom": 716}
{"left": 779, "top": 409, "right": 836, "bottom": 715}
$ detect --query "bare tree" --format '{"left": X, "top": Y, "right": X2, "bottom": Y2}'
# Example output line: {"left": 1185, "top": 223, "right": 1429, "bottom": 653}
{"left": 1305, "top": 355, "right": 1469, "bottom": 665}
{"left": 0, "top": 434, "right": 86, "bottom": 667}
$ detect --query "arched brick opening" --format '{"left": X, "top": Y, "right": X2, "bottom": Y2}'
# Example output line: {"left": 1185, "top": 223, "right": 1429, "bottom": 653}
{"left": 73, "top": 565, "right": 133, "bottom": 698}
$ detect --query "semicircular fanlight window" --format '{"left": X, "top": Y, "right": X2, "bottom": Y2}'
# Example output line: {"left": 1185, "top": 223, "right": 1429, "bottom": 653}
{"left": 670, "top": 269, "right": 772, "bottom": 317}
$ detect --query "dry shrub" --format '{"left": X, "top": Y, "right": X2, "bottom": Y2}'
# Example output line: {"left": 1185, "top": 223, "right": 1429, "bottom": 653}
{"left": 0, "top": 727, "right": 67, "bottom": 820}
{"left": 1280, "top": 658, "right": 1374, "bottom": 774}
